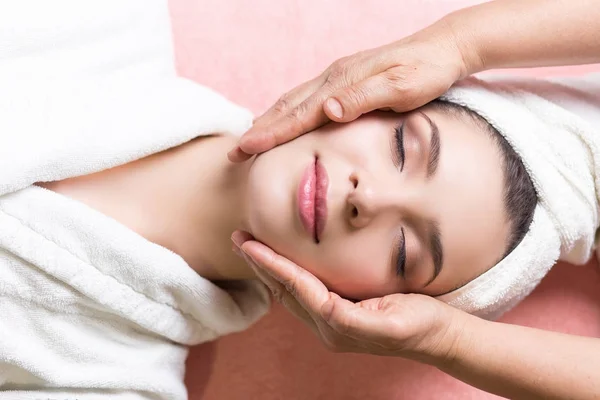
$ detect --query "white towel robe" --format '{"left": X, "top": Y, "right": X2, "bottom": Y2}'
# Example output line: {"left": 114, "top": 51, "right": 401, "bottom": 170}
{"left": 0, "top": 1, "right": 268, "bottom": 399}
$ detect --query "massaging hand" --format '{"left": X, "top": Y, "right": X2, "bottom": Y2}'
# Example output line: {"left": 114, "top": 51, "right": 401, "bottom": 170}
{"left": 231, "top": 231, "right": 465, "bottom": 362}
{"left": 228, "top": 19, "right": 471, "bottom": 162}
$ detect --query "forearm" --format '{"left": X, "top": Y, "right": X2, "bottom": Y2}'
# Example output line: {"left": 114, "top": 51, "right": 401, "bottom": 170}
{"left": 437, "top": 316, "right": 600, "bottom": 400}
{"left": 443, "top": 0, "right": 600, "bottom": 75}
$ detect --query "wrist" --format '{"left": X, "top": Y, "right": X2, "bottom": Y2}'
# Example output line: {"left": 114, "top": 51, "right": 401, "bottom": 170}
{"left": 442, "top": 11, "right": 486, "bottom": 77}
{"left": 422, "top": 306, "right": 479, "bottom": 369}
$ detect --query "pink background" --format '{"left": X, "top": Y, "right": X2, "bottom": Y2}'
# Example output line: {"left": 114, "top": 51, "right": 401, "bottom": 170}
{"left": 168, "top": 1, "right": 600, "bottom": 399}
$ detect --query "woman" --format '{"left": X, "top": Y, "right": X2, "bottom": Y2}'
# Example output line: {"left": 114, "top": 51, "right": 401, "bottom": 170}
{"left": 0, "top": 1, "right": 542, "bottom": 398}
{"left": 230, "top": 0, "right": 600, "bottom": 399}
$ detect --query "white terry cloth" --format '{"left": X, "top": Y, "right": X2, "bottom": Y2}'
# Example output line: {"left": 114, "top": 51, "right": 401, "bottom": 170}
{"left": 0, "top": 1, "right": 269, "bottom": 399}
{"left": 437, "top": 73, "right": 600, "bottom": 320}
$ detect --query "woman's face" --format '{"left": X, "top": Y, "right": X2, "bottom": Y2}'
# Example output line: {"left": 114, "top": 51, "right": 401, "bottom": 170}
{"left": 245, "top": 105, "right": 510, "bottom": 299}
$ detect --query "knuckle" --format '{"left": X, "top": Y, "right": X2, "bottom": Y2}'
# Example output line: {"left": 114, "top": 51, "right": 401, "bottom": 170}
{"left": 278, "top": 274, "right": 300, "bottom": 297}
{"left": 326, "top": 68, "right": 344, "bottom": 85}
{"left": 270, "top": 286, "right": 285, "bottom": 303}
{"left": 282, "top": 105, "right": 307, "bottom": 133}
{"left": 289, "top": 101, "right": 307, "bottom": 120}
{"left": 327, "top": 58, "right": 352, "bottom": 83}
{"left": 330, "top": 56, "right": 350, "bottom": 72}
{"left": 341, "top": 86, "right": 366, "bottom": 108}
{"left": 384, "top": 71, "right": 410, "bottom": 92}
{"left": 281, "top": 280, "right": 297, "bottom": 297}
{"left": 383, "top": 71, "right": 423, "bottom": 108}
{"left": 273, "top": 94, "right": 292, "bottom": 114}
{"left": 378, "top": 296, "right": 396, "bottom": 309}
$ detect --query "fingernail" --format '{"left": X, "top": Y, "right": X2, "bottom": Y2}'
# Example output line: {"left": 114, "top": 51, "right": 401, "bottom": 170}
{"left": 326, "top": 98, "right": 343, "bottom": 119}
{"left": 227, "top": 146, "right": 249, "bottom": 163}
{"left": 231, "top": 231, "right": 245, "bottom": 248}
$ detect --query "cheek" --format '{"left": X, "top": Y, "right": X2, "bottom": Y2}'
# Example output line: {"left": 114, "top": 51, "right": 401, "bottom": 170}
{"left": 245, "top": 137, "right": 316, "bottom": 258}
{"left": 297, "top": 232, "right": 399, "bottom": 300}
{"left": 246, "top": 148, "right": 293, "bottom": 237}
{"left": 323, "top": 122, "right": 392, "bottom": 166}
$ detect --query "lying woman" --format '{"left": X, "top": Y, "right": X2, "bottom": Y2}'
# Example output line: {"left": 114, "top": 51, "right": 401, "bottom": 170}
{"left": 25, "top": 86, "right": 543, "bottom": 396}
{"left": 44, "top": 98, "right": 536, "bottom": 303}
{"left": 28, "top": 72, "right": 600, "bottom": 398}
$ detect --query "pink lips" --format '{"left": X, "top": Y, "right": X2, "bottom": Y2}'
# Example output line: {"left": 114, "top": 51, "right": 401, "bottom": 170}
{"left": 297, "top": 157, "right": 329, "bottom": 243}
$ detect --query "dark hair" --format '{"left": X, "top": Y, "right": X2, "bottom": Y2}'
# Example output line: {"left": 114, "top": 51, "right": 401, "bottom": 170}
{"left": 432, "top": 100, "right": 537, "bottom": 260}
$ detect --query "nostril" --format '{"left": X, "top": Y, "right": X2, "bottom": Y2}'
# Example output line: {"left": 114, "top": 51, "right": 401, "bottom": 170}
{"left": 350, "top": 174, "right": 358, "bottom": 188}
{"left": 351, "top": 207, "right": 358, "bottom": 218}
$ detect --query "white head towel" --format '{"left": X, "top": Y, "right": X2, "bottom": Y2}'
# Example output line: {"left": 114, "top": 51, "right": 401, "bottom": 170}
{"left": 436, "top": 76, "right": 600, "bottom": 320}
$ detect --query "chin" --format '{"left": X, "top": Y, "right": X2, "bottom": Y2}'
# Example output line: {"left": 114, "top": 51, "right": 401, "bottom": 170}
{"left": 246, "top": 148, "right": 296, "bottom": 249}
{"left": 244, "top": 142, "right": 317, "bottom": 262}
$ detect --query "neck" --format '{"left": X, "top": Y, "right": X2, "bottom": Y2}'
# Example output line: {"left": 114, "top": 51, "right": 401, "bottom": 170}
{"left": 41, "top": 135, "right": 255, "bottom": 281}
{"left": 144, "top": 135, "right": 255, "bottom": 280}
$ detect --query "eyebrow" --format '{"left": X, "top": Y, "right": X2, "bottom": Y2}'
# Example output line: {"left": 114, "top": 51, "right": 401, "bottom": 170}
{"left": 396, "top": 112, "right": 444, "bottom": 286}
{"left": 424, "top": 220, "right": 444, "bottom": 287}
{"left": 417, "top": 112, "right": 443, "bottom": 286}
{"left": 418, "top": 112, "right": 440, "bottom": 178}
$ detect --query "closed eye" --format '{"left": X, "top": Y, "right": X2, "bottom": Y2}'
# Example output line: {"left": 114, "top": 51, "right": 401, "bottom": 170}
{"left": 393, "top": 123, "right": 406, "bottom": 171}
{"left": 396, "top": 228, "right": 407, "bottom": 278}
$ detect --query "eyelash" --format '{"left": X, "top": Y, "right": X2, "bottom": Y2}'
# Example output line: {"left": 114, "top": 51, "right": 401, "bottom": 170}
{"left": 396, "top": 228, "right": 407, "bottom": 278}
{"left": 394, "top": 123, "right": 406, "bottom": 171}
{"left": 393, "top": 123, "right": 407, "bottom": 277}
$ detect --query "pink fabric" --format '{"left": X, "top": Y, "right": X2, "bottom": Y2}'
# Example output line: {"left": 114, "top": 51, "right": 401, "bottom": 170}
{"left": 168, "top": 1, "right": 600, "bottom": 398}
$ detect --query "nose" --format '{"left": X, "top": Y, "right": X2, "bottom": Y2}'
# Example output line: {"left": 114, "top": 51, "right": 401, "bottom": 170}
{"left": 347, "top": 171, "right": 411, "bottom": 229}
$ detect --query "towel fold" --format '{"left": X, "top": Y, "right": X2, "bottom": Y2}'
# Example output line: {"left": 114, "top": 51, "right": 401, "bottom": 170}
{"left": 0, "top": 1, "right": 268, "bottom": 399}
{"left": 437, "top": 74, "right": 600, "bottom": 319}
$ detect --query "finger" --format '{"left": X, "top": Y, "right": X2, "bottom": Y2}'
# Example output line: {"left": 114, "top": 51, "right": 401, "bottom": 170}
{"left": 234, "top": 76, "right": 326, "bottom": 156}
{"left": 227, "top": 145, "right": 253, "bottom": 163}
{"left": 231, "top": 232, "right": 282, "bottom": 294}
{"left": 231, "top": 230, "right": 254, "bottom": 248}
{"left": 231, "top": 230, "right": 253, "bottom": 258}
{"left": 244, "top": 252, "right": 282, "bottom": 296}
{"left": 325, "top": 69, "right": 422, "bottom": 122}
{"left": 254, "top": 76, "right": 325, "bottom": 127}
{"left": 239, "top": 249, "right": 316, "bottom": 328}
{"left": 237, "top": 94, "right": 330, "bottom": 156}
{"left": 325, "top": 74, "right": 392, "bottom": 122}
{"left": 231, "top": 243, "right": 244, "bottom": 259}
{"left": 240, "top": 240, "right": 332, "bottom": 315}
{"left": 234, "top": 52, "right": 396, "bottom": 155}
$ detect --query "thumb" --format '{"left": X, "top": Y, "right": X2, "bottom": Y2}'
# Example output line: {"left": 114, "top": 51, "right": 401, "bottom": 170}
{"left": 324, "top": 74, "right": 400, "bottom": 122}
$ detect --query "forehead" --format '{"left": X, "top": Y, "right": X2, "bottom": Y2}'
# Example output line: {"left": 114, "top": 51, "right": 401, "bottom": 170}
{"left": 418, "top": 105, "right": 512, "bottom": 294}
